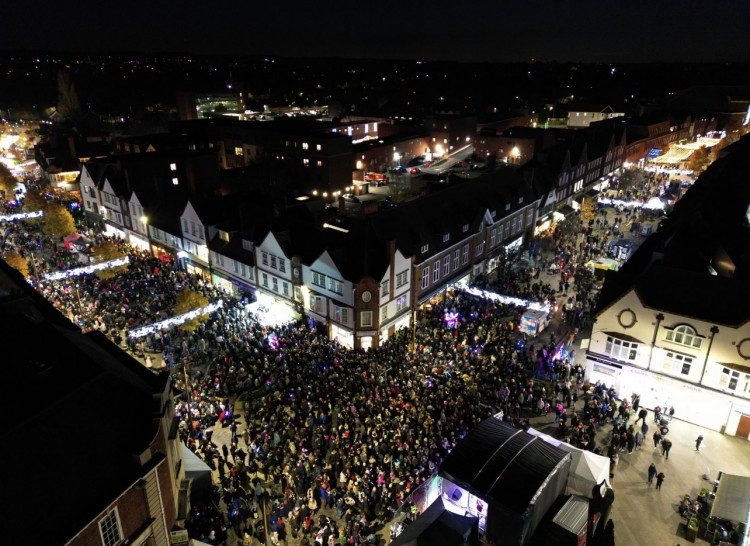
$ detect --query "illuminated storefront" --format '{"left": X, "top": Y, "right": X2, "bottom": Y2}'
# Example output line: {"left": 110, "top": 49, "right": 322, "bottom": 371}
{"left": 331, "top": 323, "right": 354, "bottom": 349}
{"left": 246, "top": 292, "right": 296, "bottom": 328}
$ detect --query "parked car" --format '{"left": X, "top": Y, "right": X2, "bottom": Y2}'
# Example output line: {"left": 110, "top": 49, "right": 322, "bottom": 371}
{"left": 342, "top": 193, "right": 360, "bottom": 203}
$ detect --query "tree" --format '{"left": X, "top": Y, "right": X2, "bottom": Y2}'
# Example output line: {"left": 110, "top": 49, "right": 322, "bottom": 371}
{"left": 41, "top": 204, "right": 76, "bottom": 238}
{"left": 554, "top": 216, "right": 580, "bottom": 242}
{"left": 3, "top": 252, "right": 30, "bottom": 278}
{"left": 23, "top": 189, "right": 49, "bottom": 212}
{"left": 687, "top": 146, "right": 711, "bottom": 174}
{"left": 579, "top": 198, "right": 596, "bottom": 226}
{"left": 0, "top": 163, "right": 18, "bottom": 196}
{"left": 90, "top": 243, "right": 129, "bottom": 279}
{"left": 56, "top": 69, "right": 81, "bottom": 122}
{"left": 618, "top": 166, "right": 645, "bottom": 192}
{"left": 174, "top": 288, "right": 210, "bottom": 332}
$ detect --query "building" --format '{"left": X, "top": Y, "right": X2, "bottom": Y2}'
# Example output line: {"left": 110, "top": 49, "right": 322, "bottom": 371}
{"left": 566, "top": 105, "right": 624, "bottom": 128}
{"left": 0, "top": 258, "right": 185, "bottom": 545}
{"left": 585, "top": 134, "right": 750, "bottom": 437}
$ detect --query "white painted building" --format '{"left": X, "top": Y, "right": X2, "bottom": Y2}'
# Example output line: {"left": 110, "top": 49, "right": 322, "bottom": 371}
{"left": 378, "top": 248, "right": 412, "bottom": 344}
{"left": 303, "top": 250, "right": 355, "bottom": 348}
{"left": 255, "top": 232, "right": 296, "bottom": 314}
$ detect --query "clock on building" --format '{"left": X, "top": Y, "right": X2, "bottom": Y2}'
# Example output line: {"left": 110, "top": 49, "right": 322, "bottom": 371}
{"left": 361, "top": 290, "right": 372, "bottom": 303}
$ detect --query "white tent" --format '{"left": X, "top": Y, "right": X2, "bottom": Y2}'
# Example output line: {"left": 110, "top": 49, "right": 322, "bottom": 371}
{"left": 527, "top": 428, "right": 611, "bottom": 498}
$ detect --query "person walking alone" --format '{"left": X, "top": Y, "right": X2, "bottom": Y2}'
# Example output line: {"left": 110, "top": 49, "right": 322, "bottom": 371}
{"left": 648, "top": 463, "right": 657, "bottom": 486}
{"left": 656, "top": 471, "right": 665, "bottom": 490}
{"left": 661, "top": 437, "right": 673, "bottom": 460}
{"left": 696, "top": 435, "right": 704, "bottom": 452}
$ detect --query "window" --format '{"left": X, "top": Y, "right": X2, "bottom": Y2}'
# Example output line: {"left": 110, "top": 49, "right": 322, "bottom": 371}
{"left": 381, "top": 305, "right": 389, "bottom": 320}
{"left": 490, "top": 229, "right": 496, "bottom": 247}
{"left": 261, "top": 252, "right": 268, "bottom": 266}
{"left": 443, "top": 255, "right": 450, "bottom": 276}
{"left": 295, "top": 286, "right": 302, "bottom": 302}
{"left": 170, "top": 162, "right": 177, "bottom": 171}
{"left": 381, "top": 280, "right": 389, "bottom": 297}
{"left": 505, "top": 203, "right": 510, "bottom": 211}
{"left": 443, "top": 234, "right": 450, "bottom": 243}
{"left": 262, "top": 273, "right": 268, "bottom": 287}
{"left": 316, "top": 144, "right": 322, "bottom": 151}
{"left": 361, "top": 311, "right": 373, "bottom": 328}
{"left": 433, "top": 261, "right": 440, "bottom": 282}
{"left": 235, "top": 147, "right": 244, "bottom": 156}
{"left": 311, "top": 296, "right": 325, "bottom": 314}
{"left": 719, "top": 368, "right": 750, "bottom": 392}
{"left": 270, "top": 255, "right": 277, "bottom": 269}
{"left": 99, "top": 509, "right": 122, "bottom": 546}
{"left": 421, "top": 244, "right": 429, "bottom": 253}
{"left": 421, "top": 267, "right": 429, "bottom": 289}
{"left": 462, "top": 244, "right": 469, "bottom": 265}
{"left": 302, "top": 142, "right": 309, "bottom": 150}
{"left": 328, "top": 278, "right": 343, "bottom": 295}
{"left": 476, "top": 242, "right": 484, "bottom": 256}
{"left": 272, "top": 278, "right": 279, "bottom": 292}
{"left": 396, "top": 295, "right": 407, "bottom": 311}
{"left": 396, "top": 271, "right": 408, "bottom": 288}
{"left": 604, "top": 336, "right": 639, "bottom": 362}
{"left": 283, "top": 282, "right": 289, "bottom": 296}
{"left": 317, "top": 160, "right": 322, "bottom": 167}
{"left": 172, "top": 177, "right": 179, "bottom": 186}
{"left": 665, "top": 325, "right": 703, "bottom": 349}
{"left": 303, "top": 158, "right": 310, "bottom": 166}
{"left": 663, "top": 351, "right": 693, "bottom": 375}
{"left": 279, "top": 258, "right": 286, "bottom": 273}
{"left": 462, "top": 224, "right": 469, "bottom": 233}
{"left": 453, "top": 250, "right": 460, "bottom": 269}
{"left": 312, "top": 271, "right": 326, "bottom": 287}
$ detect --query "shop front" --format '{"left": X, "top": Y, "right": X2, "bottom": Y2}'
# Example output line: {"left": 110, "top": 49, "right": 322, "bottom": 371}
{"left": 184, "top": 258, "right": 210, "bottom": 281}
{"left": 379, "top": 311, "right": 412, "bottom": 345}
{"left": 246, "top": 292, "right": 296, "bottom": 328}
{"left": 357, "top": 330, "right": 376, "bottom": 350}
{"left": 104, "top": 222, "right": 128, "bottom": 241}
{"left": 211, "top": 272, "right": 235, "bottom": 296}
{"left": 586, "top": 355, "right": 738, "bottom": 433}
{"left": 128, "top": 231, "right": 150, "bottom": 253}
{"left": 331, "top": 323, "right": 354, "bottom": 349}
{"left": 150, "top": 243, "right": 177, "bottom": 264}
{"left": 231, "top": 278, "right": 256, "bottom": 302}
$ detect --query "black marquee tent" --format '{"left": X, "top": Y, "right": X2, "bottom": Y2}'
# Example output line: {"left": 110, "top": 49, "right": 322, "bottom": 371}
{"left": 439, "top": 418, "right": 572, "bottom": 545}
{"left": 389, "top": 498, "right": 479, "bottom": 546}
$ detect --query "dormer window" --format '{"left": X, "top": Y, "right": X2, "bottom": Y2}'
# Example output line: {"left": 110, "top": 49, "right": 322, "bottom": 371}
{"left": 462, "top": 224, "right": 469, "bottom": 233}
{"left": 518, "top": 197, "right": 523, "bottom": 204}
{"left": 664, "top": 324, "right": 703, "bottom": 349}
{"left": 442, "top": 234, "right": 450, "bottom": 243}
{"left": 421, "top": 244, "right": 429, "bottom": 253}
{"left": 505, "top": 203, "right": 511, "bottom": 211}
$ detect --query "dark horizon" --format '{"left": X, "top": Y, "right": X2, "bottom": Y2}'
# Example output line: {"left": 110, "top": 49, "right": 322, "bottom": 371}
{"left": 3, "top": 0, "right": 749, "bottom": 65}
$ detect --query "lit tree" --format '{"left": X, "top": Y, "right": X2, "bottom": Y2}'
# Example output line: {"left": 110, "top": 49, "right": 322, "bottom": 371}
{"left": 174, "top": 288, "right": 209, "bottom": 332}
{"left": 90, "top": 243, "right": 129, "bottom": 279}
{"left": 2, "top": 252, "right": 30, "bottom": 278}
{"left": 579, "top": 198, "right": 596, "bottom": 226}
{"left": 23, "top": 189, "right": 49, "bottom": 212}
{"left": 687, "top": 146, "right": 711, "bottom": 174}
{"left": 41, "top": 204, "right": 76, "bottom": 238}
{"left": 618, "top": 166, "right": 645, "bottom": 192}
{"left": 0, "top": 163, "right": 17, "bottom": 195}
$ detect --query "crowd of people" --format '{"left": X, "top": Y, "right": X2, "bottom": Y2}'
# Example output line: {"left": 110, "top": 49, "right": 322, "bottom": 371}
{"left": 2, "top": 181, "right": 634, "bottom": 546}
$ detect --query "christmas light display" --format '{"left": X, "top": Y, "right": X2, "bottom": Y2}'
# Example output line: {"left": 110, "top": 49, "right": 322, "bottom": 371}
{"left": 463, "top": 286, "right": 551, "bottom": 312}
{"left": 128, "top": 299, "right": 225, "bottom": 339}
{"left": 43, "top": 256, "right": 131, "bottom": 281}
{"left": 0, "top": 210, "right": 44, "bottom": 222}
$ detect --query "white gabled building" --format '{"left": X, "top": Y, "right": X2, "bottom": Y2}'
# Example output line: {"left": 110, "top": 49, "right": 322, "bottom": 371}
{"left": 255, "top": 231, "right": 296, "bottom": 314}
{"left": 585, "top": 134, "right": 750, "bottom": 438}
{"left": 303, "top": 250, "right": 355, "bottom": 348}
{"left": 377, "top": 245, "right": 413, "bottom": 344}
{"left": 179, "top": 200, "right": 211, "bottom": 280}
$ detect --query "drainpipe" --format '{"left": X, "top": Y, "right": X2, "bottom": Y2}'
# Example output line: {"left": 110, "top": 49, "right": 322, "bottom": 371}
{"left": 700, "top": 326, "right": 720, "bottom": 382}
{"left": 647, "top": 313, "right": 665, "bottom": 370}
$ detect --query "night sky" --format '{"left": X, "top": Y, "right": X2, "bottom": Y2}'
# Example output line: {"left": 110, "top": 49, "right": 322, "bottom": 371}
{"left": 3, "top": 0, "right": 749, "bottom": 63}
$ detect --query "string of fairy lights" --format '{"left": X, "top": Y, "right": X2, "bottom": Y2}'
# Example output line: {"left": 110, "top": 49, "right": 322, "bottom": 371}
{"left": 0, "top": 210, "right": 43, "bottom": 222}
{"left": 127, "top": 300, "right": 224, "bottom": 338}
